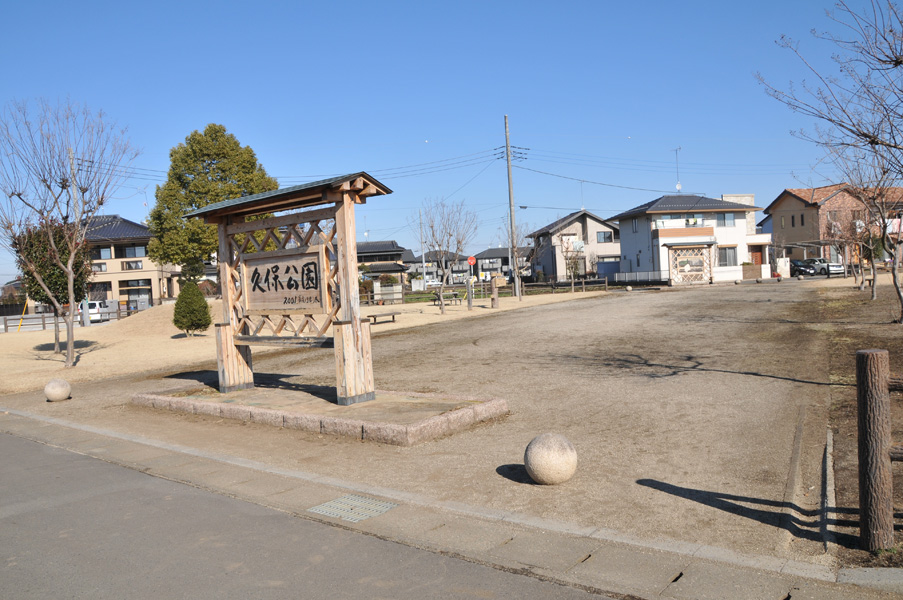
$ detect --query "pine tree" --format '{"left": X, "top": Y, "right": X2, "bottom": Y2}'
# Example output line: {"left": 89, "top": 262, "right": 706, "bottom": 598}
{"left": 148, "top": 124, "right": 278, "bottom": 268}
{"left": 172, "top": 281, "right": 211, "bottom": 336}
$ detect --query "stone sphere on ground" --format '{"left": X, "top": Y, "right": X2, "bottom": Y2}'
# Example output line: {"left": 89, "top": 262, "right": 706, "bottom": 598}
{"left": 798, "top": 275, "right": 804, "bottom": 280}
{"left": 756, "top": 278, "right": 762, "bottom": 283}
{"left": 44, "top": 379, "right": 71, "bottom": 402}
{"left": 524, "top": 433, "right": 578, "bottom": 485}
{"left": 734, "top": 280, "right": 741, "bottom": 285}
{"left": 625, "top": 286, "right": 633, "bottom": 292}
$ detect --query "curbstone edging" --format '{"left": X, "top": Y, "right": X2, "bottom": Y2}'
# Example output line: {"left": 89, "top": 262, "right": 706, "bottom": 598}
{"left": 130, "top": 390, "right": 509, "bottom": 447}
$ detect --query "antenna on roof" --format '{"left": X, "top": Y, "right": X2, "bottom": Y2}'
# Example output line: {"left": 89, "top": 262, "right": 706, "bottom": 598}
{"left": 673, "top": 146, "right": 682, "bottom": 193}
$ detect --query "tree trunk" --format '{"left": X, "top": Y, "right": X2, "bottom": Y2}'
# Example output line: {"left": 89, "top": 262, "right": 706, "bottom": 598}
{"left": 856, "top": 349, "right": 895, "bottom": 551}
{"left": 53, "top": 307, "right": 60, "bottom": 353}
{"left": 64, "top": 274, "right": 75, "bottom": 367}
{"left": 892, "top": 245, "right": 903, "bottom": 323}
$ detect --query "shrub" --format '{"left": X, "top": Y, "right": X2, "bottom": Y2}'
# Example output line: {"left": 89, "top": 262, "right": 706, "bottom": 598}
{"left": 173, "top": 281, "right": 211, "bottom": 336}
{"left": 378, "top": 274, "right": 398, "bottom": 285}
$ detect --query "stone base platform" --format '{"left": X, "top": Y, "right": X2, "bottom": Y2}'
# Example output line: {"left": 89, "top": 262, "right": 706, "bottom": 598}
{"left": 131, "top": 386, "right": 508, "bottom": 447}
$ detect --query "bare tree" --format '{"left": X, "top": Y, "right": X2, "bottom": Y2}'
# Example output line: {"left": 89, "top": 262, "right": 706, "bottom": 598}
{"left": 0, "top": 99, "right": 139, "bottom": 366}
{"left": 418, "top": 199, "right": 478, "bottom": 315}
{"left": 556, "top": 232, "right": 583, "bottom": 292}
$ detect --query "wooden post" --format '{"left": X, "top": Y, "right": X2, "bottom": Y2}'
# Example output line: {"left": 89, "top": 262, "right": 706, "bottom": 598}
{"left": 466, "top": 278, "right": 473, "bottom": 311}
{"left": 3, "top": 316, "right": 7, "bottom": 333}
{"left": 856, "top": 349, "right": 895, "bottom": 551}
{"left": 582, "top": 279, "right": 586, "bottom": 293}
{"left": 491, "top": 277, "right": 499, "bottom": 308}
{"left": 215, "top": 219, "right": 254, "bottom": 393}
{"left": 604, "top": 276, "right": 608, "bottom": 291}
{"left": 332, "top": 191, "right": 375, "bottom": 405}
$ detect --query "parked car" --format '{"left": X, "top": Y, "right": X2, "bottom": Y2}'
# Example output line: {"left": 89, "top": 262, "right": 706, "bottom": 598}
{"left": 790, "top": 260, "right": 817, "bottom": 276}
{"left": 78, "top": 300, "right": 117, "bottom": 322}
{"left": 803, "top": 258, "right": 843, "bottom": 275}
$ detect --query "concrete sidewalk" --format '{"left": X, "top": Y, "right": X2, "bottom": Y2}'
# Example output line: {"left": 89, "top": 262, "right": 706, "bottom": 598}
{"left": 2, "top": 408, "right": 900, "bottom": 600}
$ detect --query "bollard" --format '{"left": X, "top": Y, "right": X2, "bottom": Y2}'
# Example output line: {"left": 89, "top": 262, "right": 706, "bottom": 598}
{"left": 604, "top": 276, "right": 608, "bottom": 291}
{"left": 856, "top": 349, "right": 895, "bottom": 551}
{"left": 466, "top": 278, "right": 473, "bottom": 311}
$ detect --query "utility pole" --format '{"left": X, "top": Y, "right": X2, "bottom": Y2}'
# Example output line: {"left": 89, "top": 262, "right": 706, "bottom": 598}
{"left": 505, "top": 115, "right": 522, "bottom": 300}
{"left": 419, "top": 209, "right": 427, "bottom": 287}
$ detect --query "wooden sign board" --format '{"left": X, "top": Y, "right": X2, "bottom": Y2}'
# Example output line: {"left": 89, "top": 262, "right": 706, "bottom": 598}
{"left": 242, "top": 249, "right": 327, "bottom": 313}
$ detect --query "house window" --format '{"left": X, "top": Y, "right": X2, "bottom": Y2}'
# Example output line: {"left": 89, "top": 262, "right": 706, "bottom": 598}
{"left": 791, "top": 215, "right": 796, "bottom": 227}
{"left": 718, "top": 247, "right": 738, "bottom": 266}
{"left": 632, "top": 218, "right": 638, "bottom": 233}
{"left": 115, "top": 245, "right": 147, "bottom": 259}
{"left": 716, "top": 213, "right": 735, "bottom": 227}
{"left": 852, "top": 210, "right": 864, "bottom": 222}
{"left": 596, "top": 231, "right": 613, "bottom": 243}
{"left": 122, "top": 261, "right": 143, "bottom": 271}
{"left": 828, "top": 211, "right": 839, "bottom": 222}
{"left": 800, "top": 214, "right": 805, "bottom": 227}
{"left": 781, "top": 216, "right": 785, "bottom": 229}
{"left": 92, "top": 263, "right": 107, "bottom": 273}
{"left": 119, "top": 279, "right": 151, "bottom": 289}
{"left": 90, "top": 247, "right": 112, "bottom": 260}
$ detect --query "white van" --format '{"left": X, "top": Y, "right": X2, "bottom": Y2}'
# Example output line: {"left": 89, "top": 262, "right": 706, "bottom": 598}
{"left": 80, "top": 300, "right": 117, "bottom": 323}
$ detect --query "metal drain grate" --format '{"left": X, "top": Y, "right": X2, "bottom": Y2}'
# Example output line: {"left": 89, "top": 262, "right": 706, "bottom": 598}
{"left": 307, "top": 494, "right": 398, "bottom": 523}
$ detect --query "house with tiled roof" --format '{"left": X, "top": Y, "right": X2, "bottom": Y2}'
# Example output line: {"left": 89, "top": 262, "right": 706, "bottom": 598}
{"left": 84, "top": 215, "right": 181, "bottom": 311}
{"left": 527, "top": 210, "right": 619, "bottom": 282}
{"left": 472, "top": 246, "right": 532, "bottom": 282}
{"left": 356, "top": 240, "right": 409, "bottom": 282}
{"left": 610, "top": 194, "right": 771, "bottom": 284}
{"left": 763, "top": 183, "right": 903, "bottom": 262}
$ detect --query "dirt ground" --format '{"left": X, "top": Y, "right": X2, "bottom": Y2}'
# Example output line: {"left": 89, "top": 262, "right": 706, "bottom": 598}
{"left": 808, "top": 275, "right": 903, "bottom": 567}
{"left": 0, "top": 277, "right": 863, "bottom": 567}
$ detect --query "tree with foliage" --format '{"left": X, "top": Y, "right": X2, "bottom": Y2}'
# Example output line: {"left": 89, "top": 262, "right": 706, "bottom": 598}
{"left": 0, "top": 99, "right": 138, "bottom": 367}
{"left": 14, "top": 221, "right": 92, "bottom": 353}
{"left": 172, "top": 281, "right": 211, "bottom": 336}
{"left": 148, "top": 124, "right": 278, "bottom": 268}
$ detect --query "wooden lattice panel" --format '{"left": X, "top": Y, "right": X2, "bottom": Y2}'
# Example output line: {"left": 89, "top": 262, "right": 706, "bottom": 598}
{"left": 669, "top": 247, "right": 711, "bottom": 284}
{"left": 221, "top": 209, "right": 340, "bottom": 340}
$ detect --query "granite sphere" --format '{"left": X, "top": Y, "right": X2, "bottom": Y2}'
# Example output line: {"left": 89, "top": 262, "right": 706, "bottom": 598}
{"left": 524, "top": 433, "right": 578, "bottom": 485}
{"left": 45, "top": 379, "right": 71, "bottom": 402}
{"left": 625, "top": 286, "right": 633, "bottom": 292}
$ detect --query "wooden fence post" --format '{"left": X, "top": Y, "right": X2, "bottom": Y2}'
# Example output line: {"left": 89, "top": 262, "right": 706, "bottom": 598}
{"left": 490, "top": 277, "right": 499, "bottom": 308}
{"left": 466, "top": 278, "right": 473, "bottom": 311}
{"left": 605, "top": 276, "right": 609, "bottom": 291}
{"left": 857, "top": 349, "right": 895, "bottom": 551}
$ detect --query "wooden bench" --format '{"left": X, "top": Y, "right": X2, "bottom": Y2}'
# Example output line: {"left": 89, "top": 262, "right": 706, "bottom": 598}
{"left": 368, "top": 312, "right": 400, "bottom": 324}
{"left": 233, "top": 335, "right": 334, "bottom": 348}
{"left": 433, "top": 293, "right": 461, "bottom": 306}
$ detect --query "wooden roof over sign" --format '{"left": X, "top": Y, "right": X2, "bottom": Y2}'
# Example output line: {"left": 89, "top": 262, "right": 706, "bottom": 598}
{"left": 186, "top": 172, "right": 392, "bottom": 222}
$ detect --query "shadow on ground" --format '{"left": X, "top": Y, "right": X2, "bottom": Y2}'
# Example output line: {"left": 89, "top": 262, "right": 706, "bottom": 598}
{"left": 33, "top": 339, "right": 97, "bottom": 352}
{"left": 496, "top": 463, "right": 536, "bottom": 485}
{"left": 635, "top": 478, "right": 889, "bottom": 550}
{"left": 165, "top": 370, "right": 338, "bottom": 403}
{"left": 556, "top": 353, "right": 849, "bottom": 388}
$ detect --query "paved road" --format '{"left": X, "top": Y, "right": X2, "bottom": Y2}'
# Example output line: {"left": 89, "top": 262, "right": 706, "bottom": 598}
{"left": 0, "top": 433, "right": 607, "bottom": 599}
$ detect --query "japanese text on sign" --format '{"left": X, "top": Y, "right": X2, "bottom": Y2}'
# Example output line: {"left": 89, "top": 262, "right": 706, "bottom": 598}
{"left": 244, "top": 253, "right": 326, "bottom": 312}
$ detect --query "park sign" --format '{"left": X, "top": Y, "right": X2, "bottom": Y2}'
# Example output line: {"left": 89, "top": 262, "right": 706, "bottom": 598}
{"left": 243, "top": 249, "right": 327, "bottom": 313}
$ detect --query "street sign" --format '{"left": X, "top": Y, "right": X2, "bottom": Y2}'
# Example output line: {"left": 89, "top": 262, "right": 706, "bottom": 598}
{"left": 467, "top": 256, "right": 476, "bottom": 266}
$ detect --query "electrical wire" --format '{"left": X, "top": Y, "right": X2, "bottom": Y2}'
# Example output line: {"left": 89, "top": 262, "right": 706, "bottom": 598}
{"left": 512, "top": 165, "right": 676, "bottom": 193}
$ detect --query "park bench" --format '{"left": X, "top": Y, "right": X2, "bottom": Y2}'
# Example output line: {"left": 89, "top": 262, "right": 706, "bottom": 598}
{"left": 368, "top": 312, "right": 400, "bottom": 325}
{"left": 432, "top": 292, "right": 461, "bottom": 306}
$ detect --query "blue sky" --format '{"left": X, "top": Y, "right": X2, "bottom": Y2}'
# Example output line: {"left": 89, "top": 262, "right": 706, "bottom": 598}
{"left": 1, "top": 0, "right": 848, "bottom": 280}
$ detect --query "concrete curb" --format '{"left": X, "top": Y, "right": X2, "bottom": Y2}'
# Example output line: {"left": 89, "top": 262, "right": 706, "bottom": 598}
{"left": 131, "top": 392, "right": 509, "bottom": 447}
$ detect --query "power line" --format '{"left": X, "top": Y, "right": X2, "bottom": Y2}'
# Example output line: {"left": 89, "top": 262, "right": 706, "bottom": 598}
{"left": 512, "top": 165, "right": 675, "bottom": 193}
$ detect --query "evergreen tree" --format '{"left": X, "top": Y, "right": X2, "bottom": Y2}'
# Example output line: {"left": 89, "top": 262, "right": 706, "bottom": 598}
{"left": 148, "top": 124, "right": 278, "bottom": 267}
{"left": 172, "top": 281, "right": 211, "bottom": 336}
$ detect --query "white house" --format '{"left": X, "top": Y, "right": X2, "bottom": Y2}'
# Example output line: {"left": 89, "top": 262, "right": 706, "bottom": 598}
{"left": 610, "top": 194, "right": 772, "bottom": 284}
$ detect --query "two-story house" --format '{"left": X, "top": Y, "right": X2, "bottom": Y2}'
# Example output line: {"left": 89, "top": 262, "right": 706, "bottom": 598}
{"left": 472, "top": 246, "right": 532, "bottom": 282}
{"left": 85, "top": 215, "right": 181, "bottom": 311}
{"left": 356, "top": 240, "right": 409, "bottom": 283}
{"left": 527, "top": 210, "right": 620, "bottom": 282}
{"left": 763, "top": 183, "right": 903, "bottom": 262}
{"left": 610, "top": 194, "right": 771, "bottom": 284}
